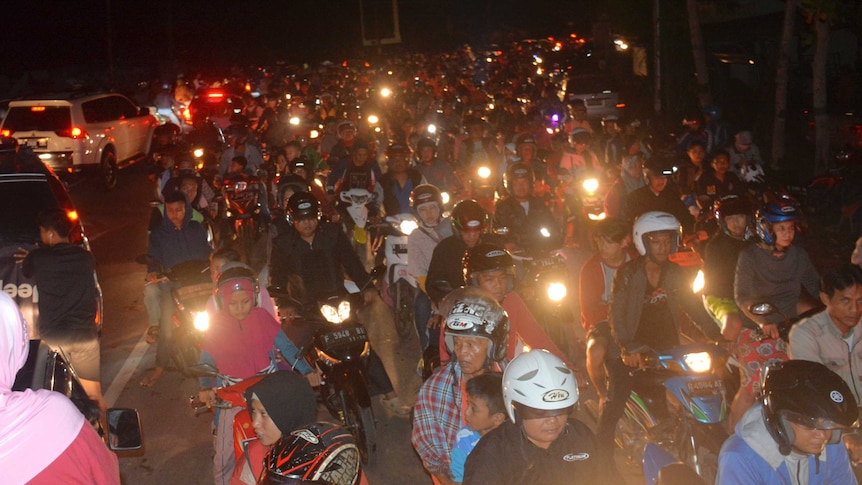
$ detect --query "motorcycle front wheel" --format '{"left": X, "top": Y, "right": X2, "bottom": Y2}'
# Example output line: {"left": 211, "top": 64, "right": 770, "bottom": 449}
{"left": 340, "top": 390, "right": 377, "bottom": 465}
{"left": 391, "top": 279, "right": 415, "bottom": 339}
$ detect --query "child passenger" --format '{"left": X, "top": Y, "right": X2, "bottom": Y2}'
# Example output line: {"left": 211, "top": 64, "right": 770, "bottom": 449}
{"left": 450, "top": 373, "right": 506, "bottom": 483}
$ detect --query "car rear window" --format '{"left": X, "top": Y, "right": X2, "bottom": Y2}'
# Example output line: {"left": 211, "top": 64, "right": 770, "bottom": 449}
{"left": 2, "top": 106, "right": 72, "bottom": 133}
{"left": 0, "top": 176, "right": 60, "bottom": 244}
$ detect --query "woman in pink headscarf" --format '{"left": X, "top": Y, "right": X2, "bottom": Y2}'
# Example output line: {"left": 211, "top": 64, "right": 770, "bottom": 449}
{"left": 0, "top": 292, "right": 119, "bottom": 484}
{"left": 196, "top": 264, "right": 313, "bottom": 485}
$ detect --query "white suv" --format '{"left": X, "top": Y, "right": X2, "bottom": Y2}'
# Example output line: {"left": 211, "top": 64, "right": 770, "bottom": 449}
{"left": 0, "top": 93, "right": 158, "bottom": 190}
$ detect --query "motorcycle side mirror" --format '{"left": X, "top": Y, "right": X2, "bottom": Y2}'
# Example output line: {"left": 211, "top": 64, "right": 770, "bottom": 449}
{"left": 749, "top": 302, "right": 777, "bottom": 316}
{"left": 106, "top": 408, "right": 143, "bottom": 451}
{"left": 186, "top": 363, "right": 219, "bottom": 378}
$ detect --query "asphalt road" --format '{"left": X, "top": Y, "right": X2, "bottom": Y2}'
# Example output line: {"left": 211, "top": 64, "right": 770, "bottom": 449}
{"left": 69, "top": 163, "right": 427, "bottom": 484}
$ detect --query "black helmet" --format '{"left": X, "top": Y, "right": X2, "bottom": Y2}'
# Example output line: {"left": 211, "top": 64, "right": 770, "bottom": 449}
{"left": 259, "top": 422, "right": 361, "bottom": 485}
{"left": 464, "top": 242, "right": 515, "bottom": 286}
{"left": 643, "top": 154, "right": 677, "bottom": 177}
{"left": 288, "top": 156, "right": 311, "bottom": 177}
{"left": 410, "top": 184, "right": 443, "bottom": 218}
{"left": 504, "top": 162, "right": 534, "bottom": 192}
{"left": 385, "top": 143, "right": 412, "bottom": 158}
{"left": 714, "top": 195, "right": 753, "bottom": 239}
{"left": 417, "top": 137, "right": 436, "bottom": 152}
{"left": 762, "top": 360, "right": 858, "bottom": 456}
{"left": 451, "top": 200, "right": 488, "bottom": 233}
{"left": 277, "top": 175, "right": 311, "bottom": 208}
{"left": 443, "top": 287, "right": 509, "bottom": 362}
{"left": 287, "top": 191, "right": 321, "bottom": 224}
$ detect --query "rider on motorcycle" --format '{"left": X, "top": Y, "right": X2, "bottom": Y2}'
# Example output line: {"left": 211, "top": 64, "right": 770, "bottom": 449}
{"left": 380, "top": 143, "right": 427, "bottom": 216}
{"left": 425, "top": 200, "right": 489, "bottom": 305}
{"left": 493, "top": 163, "right": 557, "bottom": 254}
{"left": 412, "top": 288, "right": 509, "bottom": 485}
{"left": 407, "top": 184, "right": 453, "bottom": 351}
{"left": 462, "top": 349, "right": 601, "bottom": 485}
{"left": 717, "top": 360, "right": 858, "bottom": 484}
{"left": 598, "top": 211, "right": 722, "bottom": 470}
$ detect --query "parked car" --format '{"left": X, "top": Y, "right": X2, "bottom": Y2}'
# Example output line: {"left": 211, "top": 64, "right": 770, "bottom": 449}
{"left": 0, "top": 140, "right": 103, "bottom": 339}
{"left": 0, "top": 93, "right": 158, "bottom": 190}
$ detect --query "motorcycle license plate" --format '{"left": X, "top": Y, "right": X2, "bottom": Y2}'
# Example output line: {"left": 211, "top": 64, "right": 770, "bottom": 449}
{"left": 322, "top": 325, "right": 367, "bottom": 347}
{"left": 685, "top": 378, "right": 724, "bottom": 396}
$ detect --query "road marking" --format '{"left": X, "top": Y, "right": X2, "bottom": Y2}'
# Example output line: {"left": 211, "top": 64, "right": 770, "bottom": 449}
{"left": 104, "top": 331, "right": 150, "bottom": 408}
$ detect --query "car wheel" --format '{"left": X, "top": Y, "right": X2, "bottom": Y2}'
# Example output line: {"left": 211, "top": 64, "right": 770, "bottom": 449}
{"left": 100, "top": 151, "right": 118, "bottom": 191}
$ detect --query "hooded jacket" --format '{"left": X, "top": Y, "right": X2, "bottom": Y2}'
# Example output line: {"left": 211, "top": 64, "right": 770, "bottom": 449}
{"left": 146, "top": 196, "right": 211, "bottom": 273}
{"left": 717, "top": 404, "right": 855, "bottom": 485}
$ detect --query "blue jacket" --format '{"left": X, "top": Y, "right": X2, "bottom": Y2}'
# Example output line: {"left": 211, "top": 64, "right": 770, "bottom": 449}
{"left": 717, "top": 404, "right": 857, "bottom": 485}
{"left": 146, "top": 196, "right": 211, "bottom": 273}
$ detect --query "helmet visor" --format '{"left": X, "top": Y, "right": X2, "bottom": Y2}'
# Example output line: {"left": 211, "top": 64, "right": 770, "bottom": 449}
{"left": 782, "top": 410, "right": 855, "bottom": 431}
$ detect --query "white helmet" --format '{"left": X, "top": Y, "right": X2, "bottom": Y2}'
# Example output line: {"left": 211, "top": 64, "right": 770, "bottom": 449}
{"left": 632, "top": 211, "right": 681, "bottom": 256}
{"left": 502, "top": 349, "right": 578, "bottom": 423}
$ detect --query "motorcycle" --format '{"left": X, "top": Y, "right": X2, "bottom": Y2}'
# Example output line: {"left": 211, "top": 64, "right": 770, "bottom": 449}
{"left": 270, "top": 268, "right": 383, "bottom": 465}
{"left": 164, "top": 260, "right": 213, "bottom": 374}
{"left": 338, "top": 188, "right": 377, "bottom": 261}
{"left": 614, "top": 343, "right": 729, "bottom": 484}
{"left": 642, "top": 443, "right": 705, "bottom": 485}
{"left": 187, "top": 363, "right": 265, "bottom": 464}
{"left": 556, "top": 169, "right": 607, "bottom": 248}
{"left": 222, "top": 173, "right": 263, "bottom": 261}
{"left": 374, "top": 213, "right": 419, "bottom": 339}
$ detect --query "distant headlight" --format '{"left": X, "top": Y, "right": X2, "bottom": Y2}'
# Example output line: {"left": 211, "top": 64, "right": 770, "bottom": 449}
{"left": 400, "top": 219, "right": 418, "bottom": 235}
{"left": 367, "top": 114, "right": 379, "bottom": 125}
{"left": 692, "top": 269, "right": 705, "bottom": 294}
{"left": 441, "top": 192, "right": 450, "bottom": 205}
{"left": 193, "top": 148, "right": 204, "bottom": 158}
{"left": 477, "top": 166, "right": 491, "bottom": 179}
{"left": 582, "top": 178, "right": 599, "bottom": 193}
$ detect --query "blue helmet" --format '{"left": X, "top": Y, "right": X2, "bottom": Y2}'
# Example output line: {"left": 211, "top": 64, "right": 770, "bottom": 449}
{"left": 755, "top": 200, "right": 799, "bottom": 245}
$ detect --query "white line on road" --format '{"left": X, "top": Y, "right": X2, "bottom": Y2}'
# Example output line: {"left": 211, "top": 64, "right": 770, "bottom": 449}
{"left": 104, "top": 332, "right": 151, "bottom": 408}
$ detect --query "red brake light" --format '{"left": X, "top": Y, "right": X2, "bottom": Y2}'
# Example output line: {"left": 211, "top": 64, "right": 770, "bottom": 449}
{"left": 244, "top": 83, "right": 251, "bottom": 92}
{"left": 207, "top": 91, "right": 224, "bottom": 99}
{"left": 0, "top": 129, "right": 10, "bottom": 137}
{"left": 57, "top": 127, "right": 87, "bottom": 139}
{"left": 30, "top": 106, "right": 46, "bottom": 112}
{"left": 67, "top": 210, "right": 79, "bottom": 221}
{"left": 616, "top": 103, "right": 626, "bottom": 109}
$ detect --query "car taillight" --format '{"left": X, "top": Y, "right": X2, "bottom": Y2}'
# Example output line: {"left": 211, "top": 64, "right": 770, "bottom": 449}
{"left": 0, "top": 129, "right": 10, "bottom": 137}
{"left": 67, "top": 210, "right": 79, "bottom": 221}
{"left": 616, "top": 103, "right": 626, "bottom": 109}
{"left": 182, "top": 108, "right": 192, "bottom": 124}
{"left": 207, "top": 91, "right": 224, "bottom": 99}
{"left": 57, "top": 127, "right": 87, "bottom": 139}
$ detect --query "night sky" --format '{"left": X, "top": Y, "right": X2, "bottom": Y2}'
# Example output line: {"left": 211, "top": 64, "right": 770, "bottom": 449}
{"left": 1, "top": 0, "right": 636, "bottom": 74}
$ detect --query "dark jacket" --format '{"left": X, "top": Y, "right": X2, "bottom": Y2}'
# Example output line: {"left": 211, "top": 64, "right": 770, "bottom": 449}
{"left": 625, "top": 184, "right": 694, "bottom": 231}
{"left": 492, "top": 196, "right": 557, "bottom": 250}
{"left": 269, "top": 221, "right": 371, "bottom": 303}
{"left": 609, "top": 257, "right": 720, "bottom": 355}
{"left": 146, "top": 198, "right": 211, "bottom": 273}
{"left": 425, "top": 235, "right": 469, "bottom": 304}
{"left": 463, "top": 419, "right": 601, "bottom": 485}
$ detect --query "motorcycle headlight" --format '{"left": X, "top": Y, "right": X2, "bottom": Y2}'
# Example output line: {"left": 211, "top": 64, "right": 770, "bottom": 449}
{"left": 684, "top": 352, "right": 712, "bottom": 373}
{"left": 310, "top": 129, "right": 320, "bottom": 139}
{"left": 582, "top": 178, "right": 599, "bottom": 193}
{"left": 692, "top": 269, "right": 705, "bottom": 294}
{"left": 193, "top": 148, "right": 205, "bottom": 158}
{"left": 234, "top": 181, "right": 248, "bottom": 192}
{"left": 477, "top": 166, "right": 491, "bottom": 179}
{"left": 427, "top": 123, "right": 437, "bottom": 134}
{"left": 441, "top": 191, "right": 450, "bottom": 205}
{"left": 400, "top": 219, "right": 418, "bottom": 235}
{"left": 380, "top": 87, "right": 392, "bottom": 98}
{"left": 193, "top": 311, "right": 210, "bottom": 331}
{"left": 321, "top": 301, "right": 351, "bottom": 324}
{"left": 289, "top": 116, "right": 301, "bottom": 126}
{"left": 588, "top": 212, "right": 607, "bottom": 221}
{"left": 547, "top": 282, "right": 567, "bottom": 302}
{"left": 539, "top": 227, "right": 551, "bottom": 238}
{"left": 367, "top": 114, "right": 379, "bottom": 125}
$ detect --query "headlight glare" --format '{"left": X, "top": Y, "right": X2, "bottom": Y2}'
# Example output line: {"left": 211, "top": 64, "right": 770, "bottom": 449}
{"left": 684, "top": 352, "right": 712, "bottom": 373}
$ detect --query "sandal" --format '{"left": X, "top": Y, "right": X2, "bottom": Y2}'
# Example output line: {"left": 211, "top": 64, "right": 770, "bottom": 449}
{"left": 139, "top": 368, "right": 164, "bottom": 388}
{"left": 145, "top": 326, "right": 159, "bottom": 345}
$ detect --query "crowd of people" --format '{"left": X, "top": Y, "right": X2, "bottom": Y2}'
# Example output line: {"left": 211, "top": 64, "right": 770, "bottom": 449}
{"left": 3, "top": 38, "right": 862, "bottom": 485}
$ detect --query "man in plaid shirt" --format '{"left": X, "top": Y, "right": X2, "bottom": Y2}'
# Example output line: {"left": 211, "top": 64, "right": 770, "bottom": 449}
{"left": 412, "top": 288, "right": 509, "bottom": 485}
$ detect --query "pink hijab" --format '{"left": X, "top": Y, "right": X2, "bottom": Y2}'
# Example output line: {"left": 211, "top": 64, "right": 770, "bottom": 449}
{"left": 0, "top": 292, "right": 85, "bottom": 483}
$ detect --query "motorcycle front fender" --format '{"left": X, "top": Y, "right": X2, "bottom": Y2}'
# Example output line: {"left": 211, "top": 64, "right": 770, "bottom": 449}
{"left": 327, "top": 361, "right": 373, "bottom": 408}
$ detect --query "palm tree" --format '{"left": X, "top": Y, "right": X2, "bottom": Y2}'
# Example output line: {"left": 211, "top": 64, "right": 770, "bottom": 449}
{"left": 771, "top": 0, "right": 798, "bottom": 170}
{"left": 686, "top": 0, "right": 713, "bottom": 110}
